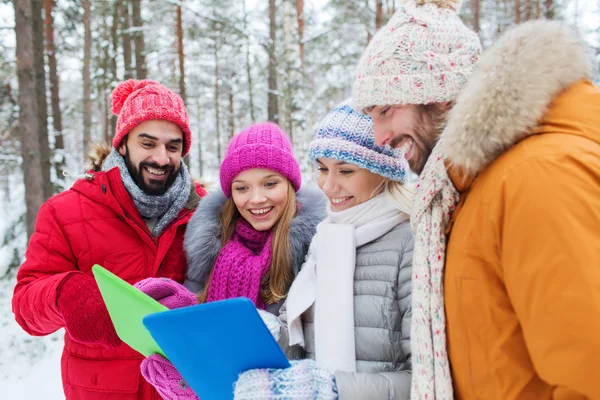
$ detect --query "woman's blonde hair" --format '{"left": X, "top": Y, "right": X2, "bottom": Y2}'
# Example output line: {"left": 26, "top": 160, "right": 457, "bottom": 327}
{"left": 371, "top": 177, "right": 414, "bottom": 216}
{"left": 196, "top": 183, "right": 297, "bottom": 305}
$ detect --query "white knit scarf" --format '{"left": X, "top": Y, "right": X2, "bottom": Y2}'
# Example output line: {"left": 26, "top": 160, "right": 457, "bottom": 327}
{"left": 286, "top": 193, "right": 409, "bottom": 374}
{"left": 410, "top": 145, "right": 460, "bottom": 399}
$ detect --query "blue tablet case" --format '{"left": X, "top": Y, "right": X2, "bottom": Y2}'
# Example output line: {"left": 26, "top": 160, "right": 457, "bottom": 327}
{"left": 142, "top": 297, "right": 291, "bottom": 400}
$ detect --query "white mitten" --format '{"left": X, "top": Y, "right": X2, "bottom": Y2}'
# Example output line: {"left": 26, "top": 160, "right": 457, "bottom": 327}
{"left": 257, "top": 309, "right": 281, "bottom": 341}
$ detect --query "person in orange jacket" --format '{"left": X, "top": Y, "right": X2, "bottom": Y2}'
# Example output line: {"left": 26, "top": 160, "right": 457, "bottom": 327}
{"left": 353, "top": 3, "right": 600, "bottom": 399}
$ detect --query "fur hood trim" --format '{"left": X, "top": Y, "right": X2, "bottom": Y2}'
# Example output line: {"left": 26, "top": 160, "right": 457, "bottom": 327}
{"left": 184, "top": 186, "right": 327, "bottom": 286}
{"left": 87, "top": 143, "right": 112, "bottom": 171}
{"left": 441, "top": 21, "right": 592, "bottom": 175}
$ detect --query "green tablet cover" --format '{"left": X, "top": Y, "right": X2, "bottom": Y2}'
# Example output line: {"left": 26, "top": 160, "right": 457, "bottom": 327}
{"left": 92, "top": 264, "right": 168, "bottom": 357}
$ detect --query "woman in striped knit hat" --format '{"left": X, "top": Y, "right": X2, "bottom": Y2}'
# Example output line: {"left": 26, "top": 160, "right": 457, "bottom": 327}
{"left": 234, "top": 100, "right": 415, "bottom": 400}
{"left": 133, "top": 122, "right": 326, "bottom": 400}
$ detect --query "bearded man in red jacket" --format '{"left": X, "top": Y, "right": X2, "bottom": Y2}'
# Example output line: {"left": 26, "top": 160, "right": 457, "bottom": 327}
{"left": 12, "top": 79, "right": 206, "bottom": 400}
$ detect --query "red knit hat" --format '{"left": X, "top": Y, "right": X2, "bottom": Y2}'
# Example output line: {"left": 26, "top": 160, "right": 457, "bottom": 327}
{"left": 111, "top": 79, "right": 192, "bottom": 156}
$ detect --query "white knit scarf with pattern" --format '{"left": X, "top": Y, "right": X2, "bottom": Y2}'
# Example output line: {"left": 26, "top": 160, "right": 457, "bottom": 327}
{"left": 410, "top": 144, "right": 460, "bottom": 400}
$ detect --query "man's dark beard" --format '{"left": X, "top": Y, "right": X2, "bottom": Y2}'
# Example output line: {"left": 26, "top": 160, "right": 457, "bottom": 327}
{"left": 389, "top": 133, "right": 434, "bottom": 175}
{"left": 124, "top": 146, "right": 179, "bottom": 195}
{"left": 388, "top": 104, "right": 446, "bottom": 175}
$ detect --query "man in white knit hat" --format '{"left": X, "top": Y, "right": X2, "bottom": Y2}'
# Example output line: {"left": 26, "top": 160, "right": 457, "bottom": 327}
{"left": 353, "top": 1, "right": 600, "bottom": 400}
{"left": 353, "top": 0, "right": 480, "bottom": 175}
{"left": 352, "top": 3, "right": 482, "bottom": 398}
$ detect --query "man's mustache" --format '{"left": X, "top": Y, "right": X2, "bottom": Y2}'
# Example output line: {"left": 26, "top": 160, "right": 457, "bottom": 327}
{"left": 389, "top": 134, "right": 413, "bottom": 149}
{"left": 139, "top": 162, "right": 173, "bottom": 173}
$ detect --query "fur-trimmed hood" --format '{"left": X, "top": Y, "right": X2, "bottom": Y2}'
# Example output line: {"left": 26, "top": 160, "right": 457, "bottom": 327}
{"left": 183, "top": 186, "right": 327, "bottom": 288}
{"left": 87, "top": 143, "right": 113, "bottom": 171}
{"left": 441, "top": 21, "right": 593, "bottom": 176}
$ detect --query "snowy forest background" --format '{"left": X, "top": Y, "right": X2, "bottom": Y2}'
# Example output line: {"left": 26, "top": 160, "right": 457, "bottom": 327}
{"left": 1, "top": 0, "right": 599, "bottom": 397}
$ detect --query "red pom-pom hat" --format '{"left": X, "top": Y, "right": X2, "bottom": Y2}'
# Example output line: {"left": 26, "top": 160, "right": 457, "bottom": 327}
{"left": 111, "top": 79, "right": 192, "bottom": 156}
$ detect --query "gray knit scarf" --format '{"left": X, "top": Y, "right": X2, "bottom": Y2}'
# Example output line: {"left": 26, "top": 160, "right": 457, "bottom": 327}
{"left": 102, "top": 149, "right": 191, "bottom": 237}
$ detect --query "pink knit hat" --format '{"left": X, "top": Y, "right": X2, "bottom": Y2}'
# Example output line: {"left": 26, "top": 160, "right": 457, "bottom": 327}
{"left": 220, "top": 122, "right": 302, "bottom": 198}
{"left": 111, "top": 79, "right": 192, "bottom": 156}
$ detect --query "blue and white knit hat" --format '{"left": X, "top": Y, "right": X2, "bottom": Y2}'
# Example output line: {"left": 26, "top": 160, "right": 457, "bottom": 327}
{"left": 309, "top": 100, "right": 409, "bottom": 182}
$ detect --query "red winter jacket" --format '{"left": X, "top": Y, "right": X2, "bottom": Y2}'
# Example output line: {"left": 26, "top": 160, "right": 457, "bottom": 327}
{"left": 12, "top": 165, "right": 206, "bottom": 400}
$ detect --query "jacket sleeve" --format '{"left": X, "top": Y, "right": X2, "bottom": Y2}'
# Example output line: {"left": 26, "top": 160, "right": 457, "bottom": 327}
{"left": 183, "top": 278, "right": 204, "bottom": 294}
{"left": 502, "top": 155, "right": 600, "bottom": 399}
{"left": 334, "top": 371, "right": 411, "bottom": 400}
{"left": 12, "top": 200, "right": 78, "bottom": 336}
{"left": 334, "top": 231, "right": 414, "bottom": 400}
{"left": 277, "top": 300, "right": 307, "bottom": 360}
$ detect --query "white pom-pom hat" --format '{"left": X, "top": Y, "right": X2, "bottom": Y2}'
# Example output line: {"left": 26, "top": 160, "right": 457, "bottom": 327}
{"left": 352, "top": 0, "right": 481, "bottom": 111}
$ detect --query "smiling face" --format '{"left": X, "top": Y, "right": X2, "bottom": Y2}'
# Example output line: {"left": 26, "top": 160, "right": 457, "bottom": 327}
{"left": 118, "top": 120, "right": 184, "bottom": 195}
{"left": 231, "top": 168, "right": 290, "bottom": 231}
{"left": 365, "top": 103, "right": 447, "bottom": 175}
{"left": 316, "top": 158, "right": 384, "bottom": 211}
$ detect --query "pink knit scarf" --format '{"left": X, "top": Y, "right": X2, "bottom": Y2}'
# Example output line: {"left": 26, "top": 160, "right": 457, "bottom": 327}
{"left": 206, "top": 219, "right": 273, "bottom": 309}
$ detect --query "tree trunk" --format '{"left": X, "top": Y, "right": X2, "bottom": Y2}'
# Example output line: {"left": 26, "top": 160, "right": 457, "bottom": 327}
{"left": 366, "top": 0, "right": 372, "bottom": 44}
{"left": 176, "top": 3, "right": 186, "bottom": 104}
{"left": 242, "top": 0, "right": 256, "bottom": 121}
{"left": 14, "top": 0, "right": 47, "bottom": 238}
{"left": 32, "top": 0, "right": 52, "bottom": 199}
{"left": 131, "top": 0, "right": 147, "bottom": 79}
{"left": 196, "top": 97, "right": 203, "bottom": 177}
{"left": 121, "top": 0, "right": 134, "bottom": 80}
{"left": 176, "top": 2, "right": 189, "bottom": 166}
{"left": 83, "top": 0, "right": 92, "bottom": 159}
{"left": 544, "top": 0, "right": 553, "bottom": 19}
{"left": 282, "top": 0, "right": 293, "bottom": 140}
{"left": 214, "top": 40, "right": 221, "bottom": 164}
{"left": 228, "top": 85, "right": 235, "bottom": 139}
{"left": 497, "top": 0, "right": 509, "bottom": 34}
{"left": 296, "top": 0, "right": 304, "bottom": 70}
{"left": 536, "top": 0, "right": 541, "bottom": 18}
{"left": 375, "top": 0, "right": 383, "bottom": 30}
{"left": 103, "top": 93, "right": 111, "bottom": 144}
{"left": 525, "top": 0, "right": 531, "bottom": 20}
{"left": 43, "top": 0, "right": 65, "bottom": 183}
{"left": 98, "top": 5, "right": 113, "bottom": 143}
{"left": 471, "top": 0, "right": 481, "bottom": 32}
{"left": 515, "top": 0, "right": 521, "bottom": 24}
{"left": 268, "top": 0, "right": 279, "bottom": 124}
{"left": 109, "top": 1, "right": 119, "bottom": 135}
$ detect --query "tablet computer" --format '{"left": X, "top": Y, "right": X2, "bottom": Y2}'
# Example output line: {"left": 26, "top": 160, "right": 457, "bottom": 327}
{"left": 91, "top": 264, "right": 168, "bottom": 357}
{"left": 143, "top": 297, "right": 291, "bottom": 400}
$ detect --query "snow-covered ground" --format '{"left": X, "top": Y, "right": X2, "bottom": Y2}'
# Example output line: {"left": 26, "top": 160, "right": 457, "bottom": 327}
{"left": 0, "top": 276, "right": 65, "bottom": 399}
{"left": 0, "top": 168, "right": 63, "bottom": 398}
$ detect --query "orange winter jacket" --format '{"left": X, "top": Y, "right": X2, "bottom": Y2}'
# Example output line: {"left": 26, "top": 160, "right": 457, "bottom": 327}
{"left": 444, "top": 79, "right": 600, "bottom": 399}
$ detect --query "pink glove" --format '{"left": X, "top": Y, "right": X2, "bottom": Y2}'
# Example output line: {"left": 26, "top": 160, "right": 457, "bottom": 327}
{"left": 134, "top": 277, "right": 197, "bottom": 309}
{"left": 141, "top": 354, "right": 199, "bottom": 400}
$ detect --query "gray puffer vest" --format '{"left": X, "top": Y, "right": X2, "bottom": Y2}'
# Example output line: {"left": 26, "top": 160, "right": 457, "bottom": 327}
{"left": 279, "top": 221, "right": 413, "bottom": 400}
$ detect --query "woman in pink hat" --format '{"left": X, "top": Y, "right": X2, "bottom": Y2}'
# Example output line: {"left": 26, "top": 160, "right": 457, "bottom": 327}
{"left": 133, "top": 122, "right": 326, "bottom": 399}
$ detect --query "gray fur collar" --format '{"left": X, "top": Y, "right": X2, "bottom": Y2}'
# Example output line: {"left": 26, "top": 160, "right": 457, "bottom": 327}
{"left": 441, "top": 21, "right": 592, "bottom": 176}
{"left": 184, "top": 186, "right": 326, "bottom": 286}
